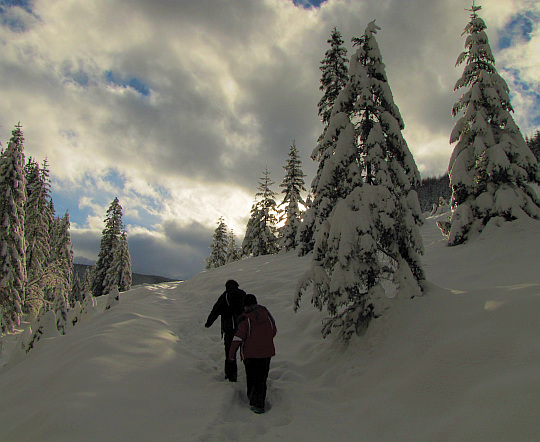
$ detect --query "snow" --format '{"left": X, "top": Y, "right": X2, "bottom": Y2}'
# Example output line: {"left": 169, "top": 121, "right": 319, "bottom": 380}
{"left": 1, "top": 213, "right": 540, "bottom": 441}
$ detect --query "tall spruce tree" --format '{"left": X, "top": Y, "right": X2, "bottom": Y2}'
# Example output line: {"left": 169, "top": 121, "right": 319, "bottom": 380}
{"left": 447, "top": 3, "right": 540, "bottom": 245}
{"left": 205, "top": 217, "right": 229, "bottom": 269}
{"left": 24, "top": 158, "right": 52, "bottom": 318}
{"left": 50, "top": 212, "right": 73, "bottom": 298}
{"left": 299, "top": 27, "right": 349, "bottom": 256}
{"left": 295, "top": 21, "right": 424, "bottom": 340}
{"left": 279, "top": 140, "right": 306, "bottom": 252}
{"left": 242, "top": 167, "right": 279, "bottom": 256}
{"left": 92, "top": 197, "right": 125, "bottom": 297}
{"left": 49, "top": 212, "right": 73, "bottom": 333}
{"left": 0, "top": 124, "right": 27, "bottom": 331}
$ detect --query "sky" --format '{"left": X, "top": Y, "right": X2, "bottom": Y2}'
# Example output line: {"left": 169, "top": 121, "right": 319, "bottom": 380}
{"left": 0, "top": 0, "right": 538, "bottom": 280}
{"left": 1, "top": 210, "right": 539, "bottom": 440}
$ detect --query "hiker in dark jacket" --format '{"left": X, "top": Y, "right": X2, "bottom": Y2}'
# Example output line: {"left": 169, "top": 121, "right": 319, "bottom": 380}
{"left": 229, "top": 294, "right": 277, "bottom": 414}
{"left": 205, "top": 279, "right": 246, "bottom": 382}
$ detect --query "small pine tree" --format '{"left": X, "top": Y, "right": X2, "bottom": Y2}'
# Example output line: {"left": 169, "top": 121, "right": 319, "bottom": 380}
{"left": 205, "top": 217, "right": 229, "bottom": 269}
{"left": 279, "top": 140, "right": 306, "bottom": 251}
{"left": 82, "top": 267, "right": 93, "bottom": 295}
{"left": 242, "top": 167, "right": 279, "bottom": 256}
{"left": 71, "top": 271, "right": 83, "bottom": 306}
{"left": 80, "top": 289, "right": 96, "bottom": 318}
{"left": 447, "top": 3, "right": 540, "bottom": 245}
{"left": 105, "top": 285, "right": 120, "bottom": 310}
{"left": 226, "top": 229, "right": 242, "bottom": 263}
{"left": 0, "top": 123, "right": 27, "bottom": 331}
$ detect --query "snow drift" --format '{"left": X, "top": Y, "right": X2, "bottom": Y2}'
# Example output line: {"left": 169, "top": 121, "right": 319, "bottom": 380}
{"left": 0, "top": 212, "right": 539, "bottom": 441}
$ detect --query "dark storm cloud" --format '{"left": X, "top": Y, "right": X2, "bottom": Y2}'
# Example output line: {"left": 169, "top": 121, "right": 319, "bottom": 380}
{"left": 127, "top": 226, "right": 211, "bottom": 280}
{"left": 0, "top": 0, "right": 536, "bottom": 278}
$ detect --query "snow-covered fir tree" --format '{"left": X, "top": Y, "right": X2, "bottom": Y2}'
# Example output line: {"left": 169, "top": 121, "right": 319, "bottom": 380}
{"left": 318, "top": 27, "right": 349, "bottom": 131}
{"left": 295, "top": 21, "right": 424, "bottom": 340}
{"left": 0, "top": 124, "right": 27, "bottom": 331}
{"left": 447, "top": 4, "right": 540, "bottom": 245}
{"left": 226, "top": 229, "right": 242, "bottom": 263}
{"left": 242, "top": 167, "right": 279, "bottom": 257}
{"left": 298, "top": 28, "right": 349, "bottom": 256}
{"left": 105, "top": 285, "right": 120, "bottom": 310}
{"left": 205, "top": 217, "right": 229, "bottom": 269}
{"left": 50, "top": 213, "right": 73, "bottom": 298}
{"left": 526, "top": 130, "right": 540, "bottom": 161}
{"left": 82, "top": 267, "right": 93, "bottom": 295}
{"left": 80, "top": 289, "right": 96, "bottom": 317}
{"left": 24, "top": 158, "right": 52, "bottom": 318}
{"left": 278, "top": 140, "right": 306, "bottom": 252}
{"left": 70, "top": 271, "right": 83, "bottom": 306}
{"left": 92, "top": 197, "right": 127, "bottom": 297}
{"left": 104, "top": 229, "right": 132, "bottom": 293}
{"left": 50, "top": 212, "right": 73, "bottom": 334}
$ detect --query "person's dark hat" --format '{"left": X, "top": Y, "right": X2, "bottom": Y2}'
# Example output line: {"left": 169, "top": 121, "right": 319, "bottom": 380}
{"left": 225, "top": 279, "right": 239, "bottom": 290}
{"left": 244, "top": 294, "right": 257, "bottom": 306}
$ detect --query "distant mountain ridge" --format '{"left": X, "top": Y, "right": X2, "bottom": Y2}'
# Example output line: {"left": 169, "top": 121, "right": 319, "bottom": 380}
{"left": 73, "top": 263, "right": 178, "bottom": 287}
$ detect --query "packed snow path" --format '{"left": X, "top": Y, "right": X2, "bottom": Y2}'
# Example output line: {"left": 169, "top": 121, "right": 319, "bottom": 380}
{"left": 0, "top": 214, "right": 539, "bottom": 441}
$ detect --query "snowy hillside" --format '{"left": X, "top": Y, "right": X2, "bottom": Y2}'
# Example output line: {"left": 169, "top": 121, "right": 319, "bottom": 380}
{"left": 0, "top": 213, "right": 539, "bottom": 441}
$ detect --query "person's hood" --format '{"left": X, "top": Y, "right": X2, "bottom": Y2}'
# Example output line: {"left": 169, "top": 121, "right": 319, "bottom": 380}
{"left": 244, "top": 305, "right": 267, "bottom": 324}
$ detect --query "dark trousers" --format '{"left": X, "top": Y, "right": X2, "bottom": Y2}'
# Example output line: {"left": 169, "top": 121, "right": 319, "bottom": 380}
{"left": 244, "top": 357, "right": 271, "bottom": 410}
{"left": 224, "top": 333, "right": 237, "bottom": 381}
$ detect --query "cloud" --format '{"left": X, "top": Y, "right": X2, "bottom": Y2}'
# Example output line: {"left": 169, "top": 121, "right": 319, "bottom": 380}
{"left": 0, "top": 0, "right": 537, "bottom": 278}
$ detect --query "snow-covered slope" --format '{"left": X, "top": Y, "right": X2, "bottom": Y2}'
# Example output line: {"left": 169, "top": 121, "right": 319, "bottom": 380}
{"left": 0, "top": 213, "right": 539, "bottom": 441}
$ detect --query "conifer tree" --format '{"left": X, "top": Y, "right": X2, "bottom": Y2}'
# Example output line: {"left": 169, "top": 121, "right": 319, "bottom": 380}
{"left": 205, "top": 217, "right": 229, "bottom": 269}
{"left": 105, "top": 285, "right": 120, "bottom": 310}
{"left": 295, "top": 21, "right": 424, "bottom": 340}
{"left": 318, "top": 27, "right": 350, "bottom": 130}
{"left": 49, "top": 212, "right": 73, "bottom": 333}
{"left": 299, "top": 28, "right": 349, "bottom": 256}
{"left": 104, "top": 229, "right": 132, "bottom": 293}
{"left": 526, "top": 131, "right": 540, "bottom": 160}
{"left": 116, "top": 231, "right": 132, "bottom": 292}
{"left": 279, "top": 140, "right": 306, "bottom": 251}
{"left": 92, "top": 197, "right": 125, "bottom": 297}
{"left": 242, "top": 203, "right": 263, "bottom": 257}
{"left": 82, "top": 267, "right": 93, "bottom": 295}
{"left": 50, "top": 212, "right": 73, "bottom": 299}
{"left": 0, "top": 123, "right": 27, "bottom": 331}
{"left": 24, "top": 158, "right": 52, "bottom": 318}
{"left": 226, "top": 229, "right": 242, "bottom": 263}
{"left": 242, "top": 167, "right": 279, "bottom": 256}
{"left": 447, "top": 3, "right": 540, "bottom": 245}
{"left": 71, "top": 271, "right": 83, "bottom": 306}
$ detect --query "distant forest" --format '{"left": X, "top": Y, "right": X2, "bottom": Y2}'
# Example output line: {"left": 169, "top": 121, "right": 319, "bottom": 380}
{"left": 415, "top": 174, "right": 452, "bottom": 213}
{"left": 73, "top": 264, "right": 176, "bottom": 286}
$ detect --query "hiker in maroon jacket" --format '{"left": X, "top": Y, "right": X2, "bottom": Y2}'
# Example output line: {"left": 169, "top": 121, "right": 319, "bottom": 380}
{"left": 205, "top": 280, "right": 246, "bottom": 382}
{"left": 228, "top": 294, "right": 277, "bottom": 414}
